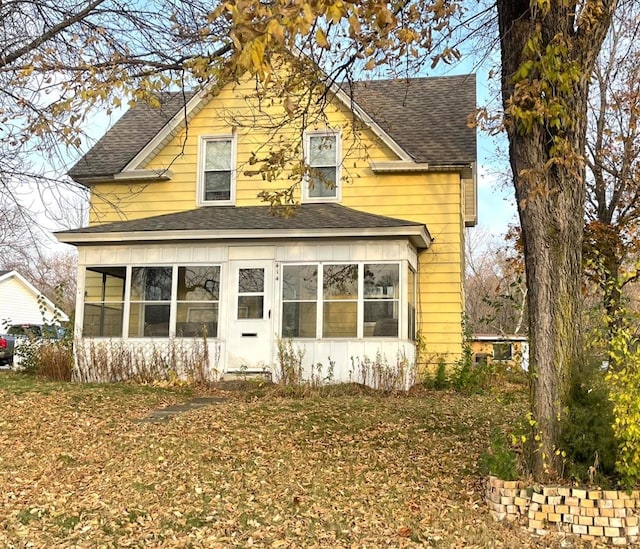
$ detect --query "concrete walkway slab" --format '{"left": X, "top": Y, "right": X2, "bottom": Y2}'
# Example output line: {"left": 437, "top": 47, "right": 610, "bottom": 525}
{"left": 135, "top": 396, "right": 227, "bottom": 424}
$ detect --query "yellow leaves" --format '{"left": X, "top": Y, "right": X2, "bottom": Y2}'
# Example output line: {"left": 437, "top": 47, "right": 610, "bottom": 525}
{"left": 315, "top": 28, "right": 329, "bottom": 50}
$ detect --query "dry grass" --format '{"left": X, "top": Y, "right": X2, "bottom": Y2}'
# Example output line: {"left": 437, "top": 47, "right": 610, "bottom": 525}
{"left": 0, "top": 373, "right": 592, "bottom": 547}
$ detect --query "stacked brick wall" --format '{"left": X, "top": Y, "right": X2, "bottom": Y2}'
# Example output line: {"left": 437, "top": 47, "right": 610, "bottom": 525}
{"left": 486, "top": 476, "right": 640, "bottom": 545}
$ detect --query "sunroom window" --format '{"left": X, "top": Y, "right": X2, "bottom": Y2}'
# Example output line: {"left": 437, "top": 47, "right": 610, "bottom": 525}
{"left": 83, "top": 267, "right": 126, "bottom": 337}
{"left": 280, "top": 262, "right": 403, "bottom": 339}
{"left": 176, "top": 266, "right": 220, "bottom": 337}
{"left": 129, "top": 267, "right": 172, "bottom": 337}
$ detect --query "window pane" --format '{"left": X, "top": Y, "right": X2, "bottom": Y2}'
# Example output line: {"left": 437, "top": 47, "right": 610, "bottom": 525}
{"left": 408, "top": 267, "right": 416, "bottom": 340}
{"left": 282, "top": 302, "right": 316, "bottom": 338}
{"left": 238, "top": 296, "right": 263, "bottom": 319}
{"left": 309, "top": 135, "right": 336, "bottom": 165}
{"left": 324, "top": 264, "right": 357, "bottom": 299}
{"left": 364, "top": 264, "right": 399, "bottom": 298}
{"left": 205, "top": 140, "right": 232, "bottom": 170}
{"left": 83, "top": 303, "right": 123, "bottom": 337}
{"left": 178, "top": 266, "right": 220, "bottom": 301}
{"left": 308, "top": 167, "right": 337, "bottom": 198}
{"left": 204, "top": 171, "right": 231, "bottom": 201}
{"left": 129, "top": 303, "right": 170, "bottom": 337}
{"left": 176, "top": 303, "right": 218, "bottom": 337}
{"left": 323, "top": 302, "right": 357, "bottom": 337}
{"left": 493, "top": 343, "right": 512, "bottom": 361}
{"left": 239, "top": 268, "right": 264, "bottom": 293}
{"left": 365, "top": 302, "right": 398, "bottom": 337}
{"left": 131, "top": 267, "right": 172, "bottom": 301}
{"left": 282, "top": 265, "right": 317, "bottom": 300}
{"left": 85, "top": 267, "right": 125, "bottom": 302}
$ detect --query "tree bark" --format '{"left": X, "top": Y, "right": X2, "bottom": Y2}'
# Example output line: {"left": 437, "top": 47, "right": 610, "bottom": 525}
{"left": 496, "top": 0, "right": 617, "bottom": 480}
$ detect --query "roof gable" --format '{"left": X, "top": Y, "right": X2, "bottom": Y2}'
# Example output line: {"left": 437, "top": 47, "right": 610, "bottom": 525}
{"left": 0, "top": 271, "right": 69, "bottom": 322}
{"left": 68, "top": 74, "right": 476, "bottom": 182}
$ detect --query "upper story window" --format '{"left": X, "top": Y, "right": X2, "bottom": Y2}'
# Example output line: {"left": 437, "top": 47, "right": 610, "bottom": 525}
{"left": 303, "top": 131, "right": 341, "bottom": 202}
{"left": 198, "top": 136, "right": 236, "bottom": 205}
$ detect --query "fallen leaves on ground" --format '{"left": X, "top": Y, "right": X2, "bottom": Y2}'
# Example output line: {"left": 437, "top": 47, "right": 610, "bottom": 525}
{"left": 0, "top": 375, "right": 590, "bottom": 547}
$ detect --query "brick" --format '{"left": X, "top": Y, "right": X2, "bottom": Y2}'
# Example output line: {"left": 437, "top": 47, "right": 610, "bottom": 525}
{"left": 604, "top": 490, "right": 619, "bottom": 500}
{"left": 605, "top": 526, "right": 621, "bottom": 537}
{"left": 514, "top": 497, "right": 529, "bottom": 507}
{"left": 492, "top": 502, "right": 506, "bottom": 513}
{"left": 558, "top": 487, "right": 571, "bottom": 497}
{"left": 599, "top": 499, "right": 614, "bottom": 509}
{"left": 612, "top": 537, "right": 627, "bottom": 546}
{"left": 578, "top": 515, "right": 594, "bottom": 526}
{"left": 565, "top": 496, "right": 580, "bottom": 506}
{"left": 500, "top": 496, "right": 513, "bottom": 505}
{"left": 594, "top": 516, "right": 610, "bottom": 526}
{"left": 534, "top": 512, "right": 547, "bottom": 521}
{"left": 506, "top": 505, "right": 519, "bottom": 515}
{"left": 581, "top": 498, "right": 595, "bottom": 508}
{"left": 584, "top": 507, "right": 597, "bottom": 517}
{"left": 611, "top": 517, "right": 624, "bottom": 528}
{"left": 589, "top": 526, "right": 605, "bottom": 536}
{"left": 614, "top": 499, "right": 627, "bottom": 508}
{"left": 489, "top": 476, "right": 503, "bottom": 488}
{"left": 547, "top": 496, "right": 562, "bottom": 505}
{"left": 626, "top": 525, "right": 639, "bottom": 536}
{"left": 581, "top": 535, "right": 596, "bottom": 541}
{"left": 543, "top": 486, "right": 558, "bottom": 497}
{"left": 602, "top": 508, "right": 616, "bottom": 517}
{"left": 528, "top": 519, "right": 544, "bottom": 529}
{"left": 529, "top": 502, "right": 540, "bottom": 511}
{"left": 589, "top": 490, "right": 603, "bottom": 499}
{"left": 503, "top": 481, "right": 519, "bottom": 490}
{"left": 573, "top": 489, "right": 587, "bottom": 499}
{"left": 562, "top": 514, "right": 574, "bottom": 524}
{"left": 616, "top": 508, "right": 627, "bottom": 518}
{"left": 554, "top": 505, "right": 568, "bottom": 514}
{"left": 535, "top": 528, "right": 550, "bottom": 536}
{"left": 531, "top": 492, "right": 546, "bottom": 504}
{"left": 626, "top": 516, "right": 638, "bottom": 526}
{"left": 547, "top": 513, "right": 562, "bottom": 523}
{"left": 625, "top": 499, "right": 636, "bottom": 509}
{"left": 572, "top": 524, "right": 588, "bottom": 534}
{"left": 502, "top": 488, "right": 518, "bottom": 498}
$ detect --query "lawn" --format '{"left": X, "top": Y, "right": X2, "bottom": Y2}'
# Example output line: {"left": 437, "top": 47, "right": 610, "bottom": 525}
{"left": 0, "top": 373, "right": 583, "bottom": 547}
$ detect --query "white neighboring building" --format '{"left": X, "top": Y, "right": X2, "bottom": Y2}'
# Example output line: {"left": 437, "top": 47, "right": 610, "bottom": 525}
{"left": 0, "top": 270, "right": 69, "bottom": 329}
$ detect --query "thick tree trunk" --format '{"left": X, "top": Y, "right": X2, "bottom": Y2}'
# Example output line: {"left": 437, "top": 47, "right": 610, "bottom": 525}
{"left": 496, "top": 0, "right": 616, "bottom": 480}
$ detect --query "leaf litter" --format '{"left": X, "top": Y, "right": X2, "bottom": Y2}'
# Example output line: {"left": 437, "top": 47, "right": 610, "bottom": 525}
{"left": 0, "top": 375, "right": 594, "bottom": 547}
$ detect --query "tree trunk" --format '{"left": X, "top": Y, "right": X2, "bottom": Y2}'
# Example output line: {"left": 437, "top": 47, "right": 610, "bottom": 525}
{"left": 496, "top": 0, "right": 616, "bottom": 480}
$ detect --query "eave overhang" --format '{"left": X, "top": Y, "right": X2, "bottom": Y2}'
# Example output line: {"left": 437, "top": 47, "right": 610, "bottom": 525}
{"left": 57, "top": 226, "right": 432, "bottom": 250}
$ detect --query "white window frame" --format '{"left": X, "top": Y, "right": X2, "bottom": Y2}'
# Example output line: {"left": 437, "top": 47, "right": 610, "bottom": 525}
{"left": 302, "top": 130, "right": 341, "bottom": 203}
{"left": 197, "top": 135, "right": 237, "bottom": 206}
{"left": 279, "top": 261, "right": 403, "bottom": 339}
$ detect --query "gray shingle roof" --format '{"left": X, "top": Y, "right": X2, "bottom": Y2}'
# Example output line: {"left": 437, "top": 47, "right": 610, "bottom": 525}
{"left": 58, "top": 203, "right": 425, "bottom": 234}
{"left": 69, "top": 91, "right": 196, "bottom": 180}
{"left": 345, "top": 75, "right": 476, "bottom": 165}
{"left": 68, "top": 75, "right": 476, "bottom": 181}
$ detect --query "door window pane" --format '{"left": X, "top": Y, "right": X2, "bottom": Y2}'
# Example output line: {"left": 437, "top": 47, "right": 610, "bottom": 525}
{"left": 238, "top": 268, "right": 264, "bottom": 319}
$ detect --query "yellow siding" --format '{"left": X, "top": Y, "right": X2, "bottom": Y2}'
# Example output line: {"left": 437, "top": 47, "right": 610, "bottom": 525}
{"left": 88, "top": 75, "right": 466, "bottom": 363}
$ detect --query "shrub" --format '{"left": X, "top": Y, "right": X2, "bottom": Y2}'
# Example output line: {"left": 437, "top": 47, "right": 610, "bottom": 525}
{"left": 479, "top": 427, "right": 519, "bottom": 481}
{"left": 561, "top": 359, "right": 616, "bottom": 485}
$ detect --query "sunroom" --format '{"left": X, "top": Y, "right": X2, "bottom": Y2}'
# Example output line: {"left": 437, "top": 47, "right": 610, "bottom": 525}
{"left": 58, "top": 204, "right": 431, "bottom": 384}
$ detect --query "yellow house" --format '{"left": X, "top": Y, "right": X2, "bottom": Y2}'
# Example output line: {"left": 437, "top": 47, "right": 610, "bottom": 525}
{"left": 58, "top": 70, "right": 477, "bottom": 385}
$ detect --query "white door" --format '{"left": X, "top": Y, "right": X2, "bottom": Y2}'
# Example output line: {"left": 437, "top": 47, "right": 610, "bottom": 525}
{"left": 226, "top": 261, "right": 274, "bottom": 371}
